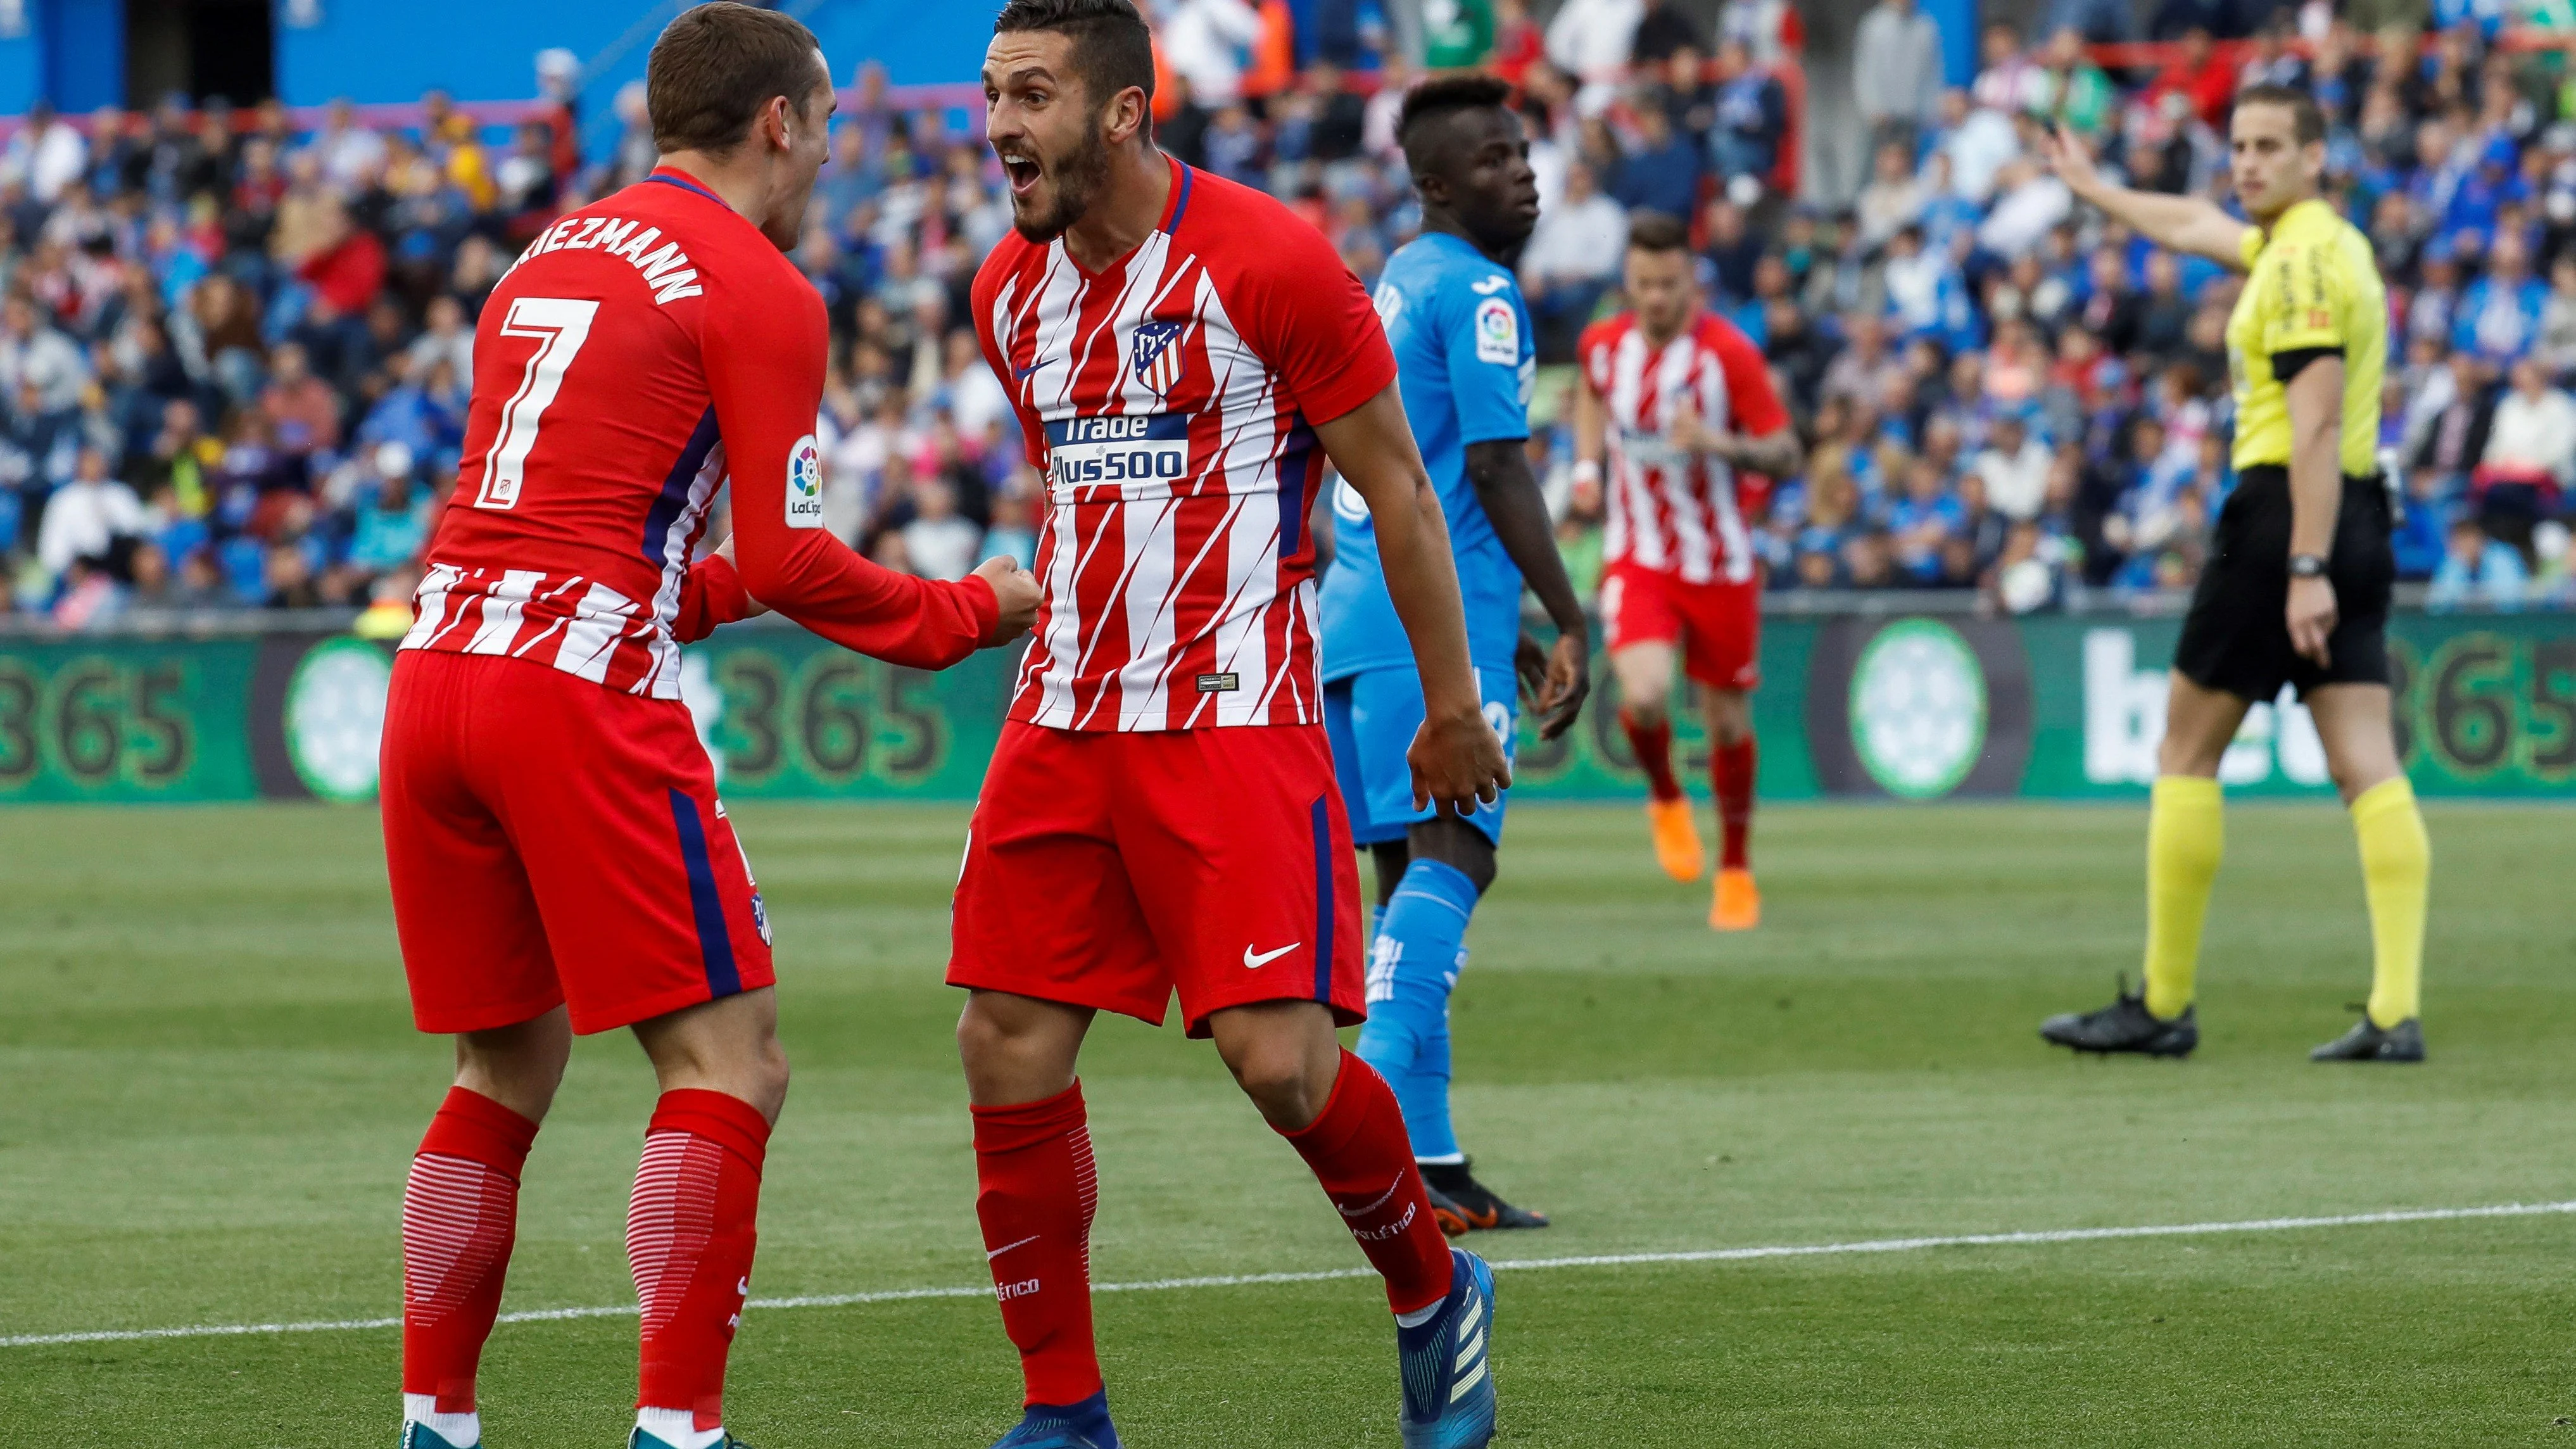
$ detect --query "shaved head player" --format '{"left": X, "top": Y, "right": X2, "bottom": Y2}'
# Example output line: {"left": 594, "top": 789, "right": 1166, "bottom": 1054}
{"left": 2038, "top": 88, "right": 2431, "bottom": 1063}
{"left": 952, "top": 3, "right": 1513, "bottom": 1445}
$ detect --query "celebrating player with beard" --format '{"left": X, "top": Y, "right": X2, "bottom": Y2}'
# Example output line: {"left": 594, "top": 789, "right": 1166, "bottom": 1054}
{"left": 951, "top": 3, "right": 1513, "bottom": 1446}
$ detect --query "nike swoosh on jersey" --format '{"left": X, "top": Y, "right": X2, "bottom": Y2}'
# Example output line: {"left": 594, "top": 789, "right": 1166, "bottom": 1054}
{"left": 1243, "top": 942, "right": 1300, "bottom": 968}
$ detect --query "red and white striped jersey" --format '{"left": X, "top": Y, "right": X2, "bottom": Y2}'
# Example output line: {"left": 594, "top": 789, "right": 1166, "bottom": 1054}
{"left": 1578, "top": 309, "right": 1790, "bottom": 586}
{"left": 403, "top": 168, "right": 994, "bottom": 698}
{"left": 972, "top": 158, "right": 1394, "bottom": 731}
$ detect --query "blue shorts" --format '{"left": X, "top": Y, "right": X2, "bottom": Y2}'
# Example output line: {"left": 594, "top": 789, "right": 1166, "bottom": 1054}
{"left": 1323, "top": 664, "right": 1517, "bottom": 849}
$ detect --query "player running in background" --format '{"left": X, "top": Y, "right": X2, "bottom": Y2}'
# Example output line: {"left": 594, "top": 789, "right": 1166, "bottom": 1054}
{"left": 1574, "top": 213, "right": 1800, "bottom": 931}
{"left": 953, "top": 4, "right": 1514, "bottom": 1446}
{"left": 1319, "top": 75, "right": 1589, "bottom": 1236}
{"left": 381, "top": 10, "right": 1037, "bottom": 1449}
{"left": 2038, "top": 91, "right": 2430, "bottom": 1063}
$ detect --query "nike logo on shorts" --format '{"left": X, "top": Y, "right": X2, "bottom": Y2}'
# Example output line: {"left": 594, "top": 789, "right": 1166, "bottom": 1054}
{"left": 1243, "top": 942, "right": 1299, "bottom": 968}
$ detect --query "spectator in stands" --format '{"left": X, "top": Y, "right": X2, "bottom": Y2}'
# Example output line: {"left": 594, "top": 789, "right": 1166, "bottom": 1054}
{"left": 35, "top": 443, "right": 142, "bottom": 581}
{"left": 2477, "top": 353, "right": 2576, "bottom": 513}
{"left": 1163, "top": 0, "right": 1264, "bottom": 108}
{"left": 2430, "top": 516, "right": 2532, "bottom": 609}
{"left": 2034, "top": 28, "right": 2115, "bottom": 138}
{"left": 1543, "top": 0, "right": 1645, "bottom": 84}
{"left": 1972, "top": 407, "right": 2052, "bottom": 520}
{"left": 1853, "top": 0, "right": 1947, "bottom": 149}
{"left": 258, "top": 342, "right": 339, "bottom": 460}
{"left": 1973, "top": 22, "right": 2047, "bottom": 117}
{"left": 1612, "top": 98, "right": 1702, "bottom": 217}
{"left": 1627, "top": 0, "right": 1702, "bottom": 65}
{"left": 2456, "top": 230, "right": 2549, "bottom": 364}
{"left": 1708, "top": 40, "right": 1788, "bottom": 193}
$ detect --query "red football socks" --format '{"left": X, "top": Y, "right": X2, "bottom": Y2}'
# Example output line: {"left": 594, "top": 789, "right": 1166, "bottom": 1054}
{"left": 1621, "top": 709, "right": 1684, "bottom": 802}
{"left": 402, "top": 1086, "right": 541, "bottom": 1413}
{"left": 1715, "top": 736, "right": 1757, "bottom": 871}
{"left": 629, "top": 1088, "right": 772, "bottom": 1432}
{"left": 1279, "top": 1051, "right": 1451, "bottom": 1315}
{"left": 972, "top": 1080, "right": 1103, "bottom": 1407}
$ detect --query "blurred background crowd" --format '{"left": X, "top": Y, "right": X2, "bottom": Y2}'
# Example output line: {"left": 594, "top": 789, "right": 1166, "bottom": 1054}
{"left": 6, "top": 0, "right": 2576, "bottom": 632}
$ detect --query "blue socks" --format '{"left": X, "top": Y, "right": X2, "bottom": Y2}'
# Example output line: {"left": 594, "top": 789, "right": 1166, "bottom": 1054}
{"left": 1355, "top": 859, "right": 1479, "bottom": 1164}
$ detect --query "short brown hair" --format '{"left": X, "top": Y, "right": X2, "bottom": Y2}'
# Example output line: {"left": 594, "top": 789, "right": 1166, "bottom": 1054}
{"left": 1627, "top": 210, "right": 1689, "bottom": 254}
{"left": 647, "top": 3, "right": 824, "bottom": 156}
{"left": 2234, "top": 84, "right": 2325, "bottom": 146}
{"left": 994, "top": 0, "right": 1156, "bottom": 114}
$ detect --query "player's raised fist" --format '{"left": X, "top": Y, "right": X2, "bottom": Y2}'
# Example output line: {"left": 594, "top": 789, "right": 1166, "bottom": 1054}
{"left": 1408, "top": 695, "right": 1513, "bottom": 818}
{"left": 972, "top": 555, "right": 1042, "bottom": 644}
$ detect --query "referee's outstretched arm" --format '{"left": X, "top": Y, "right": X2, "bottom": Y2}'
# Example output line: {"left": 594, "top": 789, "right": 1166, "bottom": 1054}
{"left": 2041, "top": 125, "right": 2253, "bottom": 271}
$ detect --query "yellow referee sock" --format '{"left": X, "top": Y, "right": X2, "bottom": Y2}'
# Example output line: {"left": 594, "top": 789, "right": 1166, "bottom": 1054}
{"left": 2351, "top": 778, "right": 2430, "bottom": 1027}
{"left": 2141, "top": 776, "right": 2225, "bottom": 1021}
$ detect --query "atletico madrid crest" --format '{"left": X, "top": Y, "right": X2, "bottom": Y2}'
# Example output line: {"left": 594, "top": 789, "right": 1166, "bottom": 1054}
{"left": 1130, "top": 319, "right": 1185, "bottom": 396}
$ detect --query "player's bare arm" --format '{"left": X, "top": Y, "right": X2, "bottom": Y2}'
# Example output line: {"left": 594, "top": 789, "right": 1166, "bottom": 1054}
{"left": 1667, "top": 403, "right": 1802, "bottom": 480}
{"left": 2043, "top": 123, "right": 2252, "bottom": 270}
{"left": 2282, "top": 354, "right": 2345, "bottom": 667}
{"left": 1462, "top": 437, "right": 1589, "bottom": 739}
{"left": 1316, "top": 383, "right": 1513, "bottom": 813}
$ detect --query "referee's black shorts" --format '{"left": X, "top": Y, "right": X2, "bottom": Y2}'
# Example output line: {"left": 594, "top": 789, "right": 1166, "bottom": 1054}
{"left": 2172, "top": 465, "right": 2397, "bottom": 702}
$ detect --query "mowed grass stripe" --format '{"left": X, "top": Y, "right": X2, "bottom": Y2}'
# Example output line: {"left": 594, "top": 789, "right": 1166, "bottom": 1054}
{"left": 12, "top": 1198, "right": 2570, "bottom": 1350}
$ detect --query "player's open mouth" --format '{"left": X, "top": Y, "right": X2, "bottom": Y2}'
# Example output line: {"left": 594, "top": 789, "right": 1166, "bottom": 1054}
{"left": 1002, "top": 155, "right": 1042, "bottom": 194}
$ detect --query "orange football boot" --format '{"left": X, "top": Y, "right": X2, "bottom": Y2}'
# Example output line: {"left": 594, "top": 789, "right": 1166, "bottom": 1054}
{"left": 1710, "top": 866, "right": 1760, "bottom": 931}
{"left": 1646, "top": 797, "right": 1703, "bottom": 882}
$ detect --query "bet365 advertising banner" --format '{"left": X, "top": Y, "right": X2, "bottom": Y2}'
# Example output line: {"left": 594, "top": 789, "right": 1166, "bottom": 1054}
{"left": 1, "top": 612, "right": 2570, "bottom": 804}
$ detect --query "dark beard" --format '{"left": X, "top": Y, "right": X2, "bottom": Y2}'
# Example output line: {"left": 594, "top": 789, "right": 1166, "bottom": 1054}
{"left": 1011, "top": 124, "right": 1111, "bottom": 243}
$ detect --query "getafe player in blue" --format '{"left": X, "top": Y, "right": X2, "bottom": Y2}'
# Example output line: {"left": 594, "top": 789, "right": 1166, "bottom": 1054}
{"left": 1320, "top": 75, "right": 1591, "bottom": 1234}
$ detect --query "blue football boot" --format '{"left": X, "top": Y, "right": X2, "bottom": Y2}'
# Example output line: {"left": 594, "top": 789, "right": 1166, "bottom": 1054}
{"left": 988, "top": 1388, "right": 1121, "bottom": 1448}
{"left": 1397, "top": 1247, "right": 1498, "bottom": 1449}
{"left": 401, "top": 1424, "right": 477, "bottom": 1449}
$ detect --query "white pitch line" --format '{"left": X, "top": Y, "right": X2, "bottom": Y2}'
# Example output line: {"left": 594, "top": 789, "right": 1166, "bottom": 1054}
{"left": 8, "top": 1199, "right": 2570, "bottom": 1350}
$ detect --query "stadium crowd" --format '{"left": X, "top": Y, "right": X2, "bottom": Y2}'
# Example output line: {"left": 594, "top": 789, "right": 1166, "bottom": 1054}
{"left": 4, "top": 0, "right": 2576, "bottom": 631}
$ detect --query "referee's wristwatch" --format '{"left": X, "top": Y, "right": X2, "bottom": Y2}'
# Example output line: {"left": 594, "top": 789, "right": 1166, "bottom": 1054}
{"left": 2288, "top": 553, "right": 2330, "bottom": 578}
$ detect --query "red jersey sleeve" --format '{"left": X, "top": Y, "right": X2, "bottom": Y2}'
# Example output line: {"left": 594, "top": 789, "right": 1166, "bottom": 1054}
{"left": 1708, "top": 319, "right": 1790, "bottom": 437}
{"left": 1233, "top": 210, "right": 1394, "bottom": 426}
{"left": 671, "top": 554, "right": 750, "bottom": 643}
{"left": 704, "top": 258, "right": 998, "bottom": 667}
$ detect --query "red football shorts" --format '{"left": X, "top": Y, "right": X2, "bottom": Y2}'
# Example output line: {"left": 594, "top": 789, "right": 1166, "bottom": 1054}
{"left": 1601, "top": 560, "right": 1762, "bottom": 690}
{"left": 379, "top": 650, "right": 774, "bottom": 1036}
{"left": 948, "top": 720, "right": 1365, "bottom": 1037}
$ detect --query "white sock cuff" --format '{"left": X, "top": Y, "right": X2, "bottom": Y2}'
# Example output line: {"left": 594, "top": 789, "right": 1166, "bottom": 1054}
{"left": 1394, "top": 1299, "right": 1444, "bottom": 1328}
{"left": 636, "top": 1406, "right": 726, "bottom": 1449}
{"left": 402, "top": 1393, "right": 481, "bottom": 1446}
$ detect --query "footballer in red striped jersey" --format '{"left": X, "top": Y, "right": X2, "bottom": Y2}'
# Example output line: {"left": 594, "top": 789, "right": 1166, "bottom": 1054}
{"left": 378, "top": 11, "right": 1038, "bottom": 1449}
{"left": 1572, "top": 212, "right": 1800, "bottom": 932}
{"left": 950, "top": 4, "right": 1513, "bottom": 1446}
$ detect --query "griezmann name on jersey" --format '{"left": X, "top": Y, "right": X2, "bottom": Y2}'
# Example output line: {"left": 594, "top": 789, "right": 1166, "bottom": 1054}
{"left": 971, "top": 158, "right": 1394, "bottom": 732}
{"left": 1319, "top": 231, "right": 1534, "bottom": 683}
{"left": 404, "top": 168, "right": 995, "bottom": 699}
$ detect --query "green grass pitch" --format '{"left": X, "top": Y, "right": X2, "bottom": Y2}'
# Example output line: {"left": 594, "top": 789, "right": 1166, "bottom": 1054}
{"left": 3, "top": 799, "right": 2572, "bottom": 1446}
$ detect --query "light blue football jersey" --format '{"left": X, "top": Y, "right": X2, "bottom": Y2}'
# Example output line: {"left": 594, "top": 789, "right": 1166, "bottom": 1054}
{"left": 1318, "top": 230, "right": 1535, "bottom": 683}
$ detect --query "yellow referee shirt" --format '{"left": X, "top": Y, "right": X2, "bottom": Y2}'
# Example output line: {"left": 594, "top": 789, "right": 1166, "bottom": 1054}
{"left": 2224, "top": 197, "right": 2387, "bottom": 476}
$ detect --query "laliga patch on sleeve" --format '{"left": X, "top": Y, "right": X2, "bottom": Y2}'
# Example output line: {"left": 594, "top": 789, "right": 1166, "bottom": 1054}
{"left": 785, "top": 433, "right": 826, "bottom": 529}
{"left": 1474, "top": 295, "right": 1518, "bottom": 365}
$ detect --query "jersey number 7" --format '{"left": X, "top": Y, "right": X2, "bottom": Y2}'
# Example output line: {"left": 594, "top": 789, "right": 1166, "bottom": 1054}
{"left": 474, "top": 296, "right": 601, "bottom": 511}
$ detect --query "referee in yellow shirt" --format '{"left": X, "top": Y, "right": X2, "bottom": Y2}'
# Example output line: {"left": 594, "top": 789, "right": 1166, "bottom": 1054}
{"left": 2036, "top": 85, "right": 2431, "bottom": 1063}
